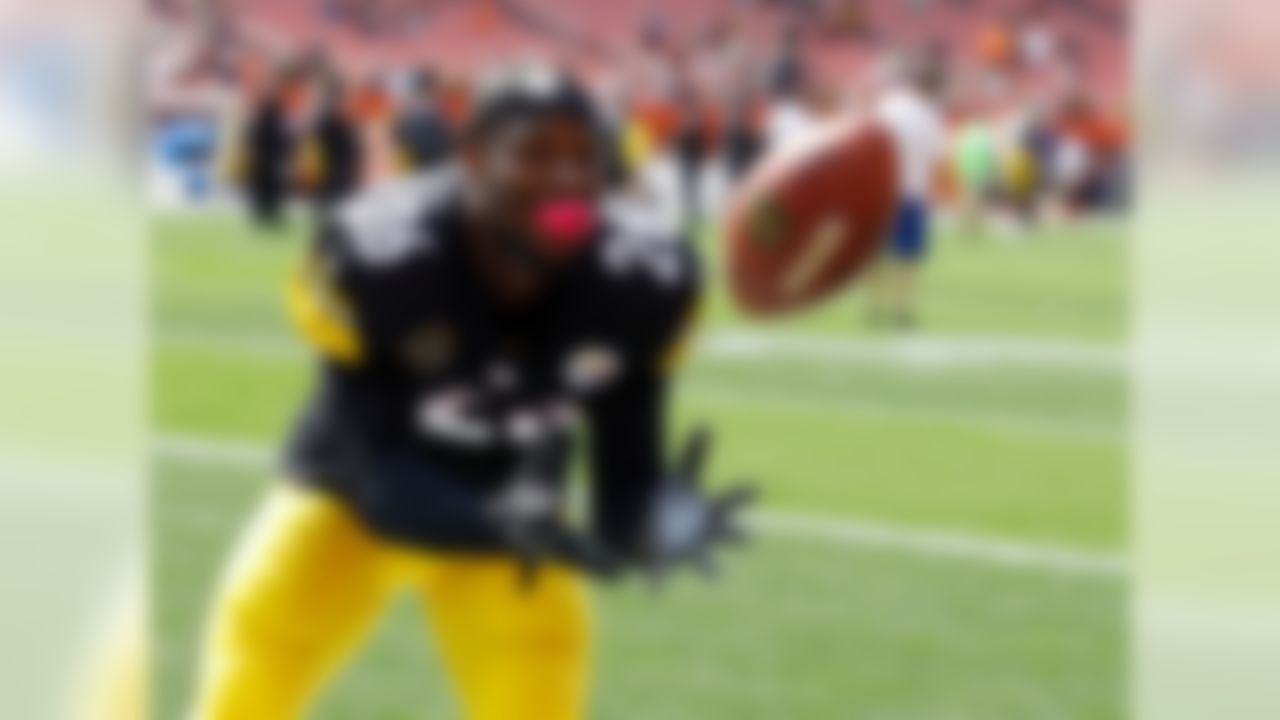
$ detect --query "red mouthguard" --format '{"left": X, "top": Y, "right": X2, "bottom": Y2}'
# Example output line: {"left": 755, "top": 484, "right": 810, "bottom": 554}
{"left": 533, "top": 199, "right": 597, "bottom": 255}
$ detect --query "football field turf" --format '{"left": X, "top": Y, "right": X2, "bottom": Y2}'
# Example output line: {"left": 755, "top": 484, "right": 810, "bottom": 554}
{"left": 152, "top": 213, "right": 1127, "bottom": 719}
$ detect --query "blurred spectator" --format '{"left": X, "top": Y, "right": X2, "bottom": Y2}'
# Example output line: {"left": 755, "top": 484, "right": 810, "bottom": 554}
{"left": 394, "top": 68, "right": 455, "bottom": 172}
{"left": 153, "top": 110, "right": 219, "bottom": 203}
{"left": 977, "top": 18, "right": 1016, "bottom": 71}
{"left": 870, "top": 51, "right": 948, "bottom": 329}
{"left": 1056, "top": 93, "right": 1130, "bottom": 213}
{"left": 765, "top": 80, "right": 819, "bottom": 152}
{"left": 766, "top": 23, "right": 810, "bottom": 100}
{"left": 240, "top": 70, "right": 298, "bottom": 228}
{"left": 994, "top": 106, "right": 1041, "bottom": 231}
{"left": 672, "top": 88, "right": 711, "bottom": 228}
{"left": 692, "top": 17, "right": 764, "bottom": 183}
{"left": 1023, "top": 102, "right": 1058, "bottom": 209}
{"left": 629, "top": 14, "right": 681, "bottom": 105}
{"left": 304, "top": 74, "right": 365, "bottom": 215}
{"left": 1017, "top": 6, "right": 1057, "bottom": 69}
{"left": 951, "top": 101, "right": 999, "bottom": 237}
{"left": 691, "top": 17, "right": 755, "bottom": 104}
{"left": 722, "top": 95, "right": 764, "bottom": 180}
{"left": 1049, "top": 117, "right": 1092, "bottom": 214}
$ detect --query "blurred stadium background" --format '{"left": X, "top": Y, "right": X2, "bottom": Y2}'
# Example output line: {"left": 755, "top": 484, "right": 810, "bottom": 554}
{"left": 149, "top": 0, "right": 1128, "bottom": 717}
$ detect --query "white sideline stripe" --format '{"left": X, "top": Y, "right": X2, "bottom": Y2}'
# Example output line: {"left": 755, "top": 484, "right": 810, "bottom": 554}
{"left": 158, "top": 328, "right": 1124, "bottom": 373}
{"left": 703, "top": 330, "right": 1123, "bottom": 372}
{"left": 751, "top": 513, "right": 1125, "bottom": 578}
{"left": 158, "top": 434, "right": 281, "bottom": 469}
{"left": 687, "top": 385, "right": 1119, "bottom": 446}
{"left": 154, "top": 434, "right": 1127, "bottom": 579}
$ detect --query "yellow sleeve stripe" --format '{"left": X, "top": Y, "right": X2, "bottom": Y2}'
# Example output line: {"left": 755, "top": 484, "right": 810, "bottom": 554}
{"left": 286, "top": 254, "right": 365, "bottom": 367}
{"left": 658, "top": 297, "right": 702, "bottom": 376}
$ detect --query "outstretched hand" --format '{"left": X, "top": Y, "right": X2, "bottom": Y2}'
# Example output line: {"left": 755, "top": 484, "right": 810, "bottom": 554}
{"left": 489, "top": 425, "right": 757, "bottom": 587}
{"left": 640, "top": 426, "right": 756, "bottom": 585}
{"left": 487, "top": 434, "right": 623, "bottom": 586}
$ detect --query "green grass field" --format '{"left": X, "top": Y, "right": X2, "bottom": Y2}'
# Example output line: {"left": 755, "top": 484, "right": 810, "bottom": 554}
{"left": 152, "top": 212, "right": 1127, "bottom": 719}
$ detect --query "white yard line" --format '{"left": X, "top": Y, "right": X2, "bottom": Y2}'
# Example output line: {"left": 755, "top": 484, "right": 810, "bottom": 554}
{"left": 686, "top": 384, "right": 1120, "bottom": 445}
{"left": 703, "top": 330, "right": 1124, "bottom": 372}
{"left": 752, "top": 512, "right": 1125, "bottom": 578}
{"left": 154, "top": 433, "right": 1127, "bottom": 580}
{"left": 159, "top": 330, "right": 303, "bottom": 361}
{"left": 159, "top": 328, "right": 1124, "bottom": 373}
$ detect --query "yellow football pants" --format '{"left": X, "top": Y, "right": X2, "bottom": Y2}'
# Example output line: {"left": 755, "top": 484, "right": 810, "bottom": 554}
{"left": 189, "top": 484, "right": 592, "bottom": 720}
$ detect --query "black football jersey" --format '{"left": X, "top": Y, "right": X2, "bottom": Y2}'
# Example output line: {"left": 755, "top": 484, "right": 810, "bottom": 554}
{"left": 283, "top": 169, "right": 700, "bottom": 552}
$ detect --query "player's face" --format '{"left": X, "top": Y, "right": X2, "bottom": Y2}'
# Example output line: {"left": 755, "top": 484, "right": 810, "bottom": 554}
{"left": 466, "top": 115, "right": 605, "bottom": 264}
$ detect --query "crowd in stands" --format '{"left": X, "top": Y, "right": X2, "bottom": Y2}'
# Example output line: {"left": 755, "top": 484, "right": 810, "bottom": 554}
{"left": 148, "top": 0, "right": 1129, "bottom": 233}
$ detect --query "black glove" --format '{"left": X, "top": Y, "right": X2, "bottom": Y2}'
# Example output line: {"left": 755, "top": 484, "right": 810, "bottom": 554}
{"left": 639, "top": 425, "right": 756, "bottom": 585}
{"left": 486, "top": 434, "right": 622, "bottom": 585}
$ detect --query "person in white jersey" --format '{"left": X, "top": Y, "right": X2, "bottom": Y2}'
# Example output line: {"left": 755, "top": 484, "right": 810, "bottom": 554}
{"left": 871, "top": 52, "right": 948, "bottom": 329}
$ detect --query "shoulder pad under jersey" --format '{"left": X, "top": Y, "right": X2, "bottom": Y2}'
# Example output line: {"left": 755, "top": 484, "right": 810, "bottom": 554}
{"left": 332, "top": 167, "right": 458, "bottom": 269}
{"left": 595, "top": 197, "right": 697, "bottom": 294}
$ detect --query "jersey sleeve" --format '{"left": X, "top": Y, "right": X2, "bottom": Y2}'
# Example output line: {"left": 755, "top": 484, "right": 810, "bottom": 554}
{"left": 286, "top": 221, "right": 404, "bottom": 369}
{"left": 656, "top": 285, "right": 702, "bottom": 376}
{"left": 586, "top": 225, "right": 704, "bottom": 555}
{"left": 649, "top": 240, "right": 703, "bottom": 377}
{"left": 286, "top": 174, "right": 446, "bottom": 369}
{"left": 286, "top": 234, "right": 366, "bottom": 367}
{"left": 596, "top": 209, "right": 705, "bottom": 376}
{"left": 588, "top": 368, "right": 667, "bottom": 555}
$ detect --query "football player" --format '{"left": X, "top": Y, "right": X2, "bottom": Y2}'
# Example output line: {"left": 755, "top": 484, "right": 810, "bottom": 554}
{"left": 188, "top": 64, "right": 751, "bottom": 720}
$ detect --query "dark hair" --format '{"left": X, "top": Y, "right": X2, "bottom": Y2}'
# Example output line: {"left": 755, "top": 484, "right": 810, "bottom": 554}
{"left": 463, "top": 64, "right": 603, "bottom": 142}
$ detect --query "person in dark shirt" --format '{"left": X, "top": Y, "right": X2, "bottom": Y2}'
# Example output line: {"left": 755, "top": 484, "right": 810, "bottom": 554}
{"left": 766, "top": 22, "right": 809, "bottom": 100}
{"left": 393, "top": 67, "right": 455, "bottom": 172}
{"left": 723, "top": 93, "right": 764, "bottom": 181}
{"left": 308, "top": 74, "right": 364, "bottom": 215}
{"left": 188, "top": 64, "right": 751, "bottom": 720}
{"left": 242, "top": 73, "right": 295, "bottom": 227}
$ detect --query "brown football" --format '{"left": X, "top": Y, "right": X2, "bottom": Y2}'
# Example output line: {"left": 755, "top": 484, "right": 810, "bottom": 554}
{"left": 723, "top": 119, "right": 898, "bottom": 317}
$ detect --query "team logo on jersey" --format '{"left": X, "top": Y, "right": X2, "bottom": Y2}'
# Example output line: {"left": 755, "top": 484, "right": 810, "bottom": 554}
{"left": 400, "top": 323, "right": 455, "bottom": 375}
{"left": 563, "top": 344, "right": 623, "bottom": 394}
{"left": 416, "top": 387, "right": 494, "bottom": 448}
